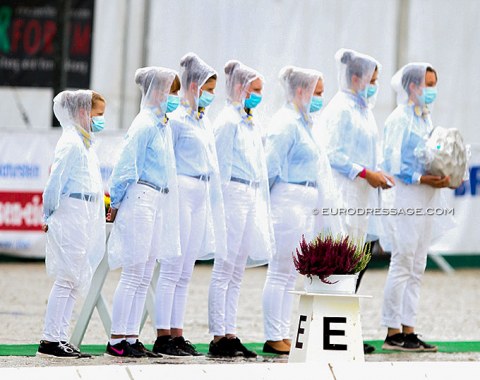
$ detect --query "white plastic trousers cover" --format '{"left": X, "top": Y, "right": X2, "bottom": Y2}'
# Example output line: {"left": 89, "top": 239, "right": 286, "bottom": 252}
{"left": 108, "top": 183, "right": 169, "bottom": 269}
{"left": 331, "top": 171, "right": 376, "bottom": 241}
{"left": 156, "top": 175, "right": 207, "bottom": 329}
{"left": 381, "top": 181, "right": 451, "bottom": 328}
{"left": 263, "top": 183, "right": 317, "bottom": 341}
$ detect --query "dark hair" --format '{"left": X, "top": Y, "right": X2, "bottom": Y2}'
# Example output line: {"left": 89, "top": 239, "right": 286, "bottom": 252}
{"left": 171, "top": 74, "right": 181, "bottom": 93}
{"left": 206, "top": 74, "right": 217, "bottom": 82}
{"left": 426, "top": 66, "right": 438, "bottom": 82}
{"left": 341, "top": 51, "right": 371, "bottom": 84}
{"left": 224, "top": 60, "right": 241, "bottom": 76}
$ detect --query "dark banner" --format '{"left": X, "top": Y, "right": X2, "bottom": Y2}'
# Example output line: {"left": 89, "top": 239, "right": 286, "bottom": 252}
{"left": 0, "top": 0, "right": 94, "bottom": 88}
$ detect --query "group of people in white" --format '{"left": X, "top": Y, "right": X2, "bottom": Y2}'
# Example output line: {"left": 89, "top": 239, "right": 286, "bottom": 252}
{"left": 37, "top": 48, "right": 455, "bottom": 358}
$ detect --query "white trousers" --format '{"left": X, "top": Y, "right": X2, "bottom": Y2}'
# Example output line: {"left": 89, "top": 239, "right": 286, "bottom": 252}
{"left": 208, "top": 181, "right": 258, "bottom": 336}
{"left": 42, "top": 279, "right": 78, "bottom": 342}
{"left": 382, "top": 183, "right": 434, "bottom": 329}
{"left": 155, "top": 176, "right": 207, "bottom": 330}
{"left": 110, "top": 256, "right": 157, "bottom": 336}
{"left": 262, "top": 183, "right": 317, "bottom": 341}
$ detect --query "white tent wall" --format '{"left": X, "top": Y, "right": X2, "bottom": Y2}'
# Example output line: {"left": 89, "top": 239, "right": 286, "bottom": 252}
{"left": 146, "top": 0, "right": 398, "bottom": 137}
{"left": 403, "top": 0, "right": 480, "bottom": 145}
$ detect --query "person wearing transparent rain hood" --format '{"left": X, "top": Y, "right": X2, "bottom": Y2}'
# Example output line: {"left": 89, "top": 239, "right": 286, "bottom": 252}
{"left": 38, "top": 90, "right": 106, "bottom": 358}
{"left": 381, "top": 63, "right": 453, "bottom": 352}
{"left": 318, "top": 48, "right": 395, "bottom": 242}
{"left": 153, "top": 53, "right": 227, "bottom": 357}
{"left": 207, "top": 60, "right": 274, "bottom": 358}
{"left": 105, "top": 67, "right": 182, "bottom": 358}
{"left": 261, "top": 66, "right": 342, "bottom": 355}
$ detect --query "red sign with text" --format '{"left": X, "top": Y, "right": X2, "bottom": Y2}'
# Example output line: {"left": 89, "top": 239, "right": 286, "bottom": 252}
{"left": 0, "top": 191, "right": 43, "bottom": 231}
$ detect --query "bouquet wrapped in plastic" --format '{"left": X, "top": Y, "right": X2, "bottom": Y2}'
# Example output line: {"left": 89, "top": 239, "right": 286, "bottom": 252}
{"left": 418, "top": 126, "right": 470, "bottom": 188}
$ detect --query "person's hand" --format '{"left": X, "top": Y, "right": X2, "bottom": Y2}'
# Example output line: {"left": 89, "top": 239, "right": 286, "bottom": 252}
{"left": 106, "top": 207, "right": 118, "bottom": 222}
{"left": 42, "top": 224, "right": 48, "bottom": 233}
{"left": 420, "top": 175, "right": 450, "bottom": 188}
{"left": 364, "top": 170, "right": 395, "bottom": 189}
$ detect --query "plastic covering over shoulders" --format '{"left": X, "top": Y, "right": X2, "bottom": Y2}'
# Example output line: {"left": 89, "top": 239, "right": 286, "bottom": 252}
{"left": 214, "top": 60, "right": 274, "bottom": 265}
{"left": 315, "top": 49, "right": 381, "bottom": 241}
{"left": 108, "top": 66, "right": 181, "bottom": 269}
{"left": 43, "top": 90, "right": 106, "bottom": 294}
{"left": 170, "top": 53, "right": 227, "bottom": 260}
{"left": 381, "top": 63, "right": 456, "bottom": 252}
{"left": 266, "top": 66, "right": 344, "bottom": 239}
{"left": 317, "top": 48, "right": 381, "bottom": 181}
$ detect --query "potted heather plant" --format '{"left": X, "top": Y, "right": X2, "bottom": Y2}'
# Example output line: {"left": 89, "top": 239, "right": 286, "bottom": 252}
{"left": 293, "top": 233, "right": 371, "bottom": 294}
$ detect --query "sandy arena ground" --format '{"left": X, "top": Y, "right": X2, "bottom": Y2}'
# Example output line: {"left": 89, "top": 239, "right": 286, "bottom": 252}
{"left": 1, "top": 262, "right": 479, "bottom": 367}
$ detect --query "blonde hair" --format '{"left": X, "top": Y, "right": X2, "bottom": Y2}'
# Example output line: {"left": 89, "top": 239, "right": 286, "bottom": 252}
{"left": 92, "top": 91, "right": 106, "bottom": 108}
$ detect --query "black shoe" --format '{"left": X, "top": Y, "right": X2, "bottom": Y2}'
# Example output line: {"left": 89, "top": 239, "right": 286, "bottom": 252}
{"left": 229, "top": 337, "right": 257, "bottom": 358}
{"left": 152, "top": 336, "right": 190, "bottom": 356}
{"left": 37, "top": 340, "right": 79, "bottom": 358}
{"left": 106, "top": 340, "right": 146, "bottom": 357}
{"left": 405, "top": 333, "right": 438, "bottom": 352}
{"left": 363, "top": 343, "right": 375, "bottom": 354}
{"left": 262, "top": 341, "right": 290, "bottom": 355}
{"left": 130, "top": 339, "right": 162, "bottom": 358}
{"left": 382, "top": 333, "right": 406, "bottom": 351}
{"left": 60, "top": 341, "right": 91, "bottom": 358}
{"left": 173, "top": 336, "right": 203, "bottom": 356}
{"left": 208, "top": 337, "right": 243, "bottom": 357}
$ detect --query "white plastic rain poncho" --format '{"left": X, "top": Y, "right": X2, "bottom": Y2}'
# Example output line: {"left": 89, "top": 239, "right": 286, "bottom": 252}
{"left": 43, "top": 90, "right": 105, "bottom": 294}
{"left": 169, "top": 52, "right": 227, "bottom": 260}
{"left": 316, "top": 48, "right": 382, "bottom": 241}
{"left": 381, "top": 63, "right": 455, "bottom": 252}
{"left": 108, "top": 66, "right": 181, "bottom": 269}
{"left": 266, "top": 66, "right": 343, "bottom": 245}
{"left": 214, "top": 60, "right": 274, "bottom": 264}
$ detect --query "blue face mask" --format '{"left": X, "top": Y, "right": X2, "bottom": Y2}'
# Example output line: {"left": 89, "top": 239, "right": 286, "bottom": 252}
{"left": 91, "top": 116, "right": 105, "bottom": 133}
{"left": 358, "top": 84, "right": 377, "bottom": 99}
{"left": 198, "top": 91, "right": 215, "bottom": 108}
{"left": 244, "top": 92, "right": 262, "bottom": 109}
{"left": 367, "top": 84, "right": 377, "bottom": 98}
{"left": 166, "top": 95, "right": 180, "bottom": 113}
{"left": 423, "top": 87, "right": 437, "bottom": 104}
{"left": 309, "top": 96, "right": 324, "bottom": 113}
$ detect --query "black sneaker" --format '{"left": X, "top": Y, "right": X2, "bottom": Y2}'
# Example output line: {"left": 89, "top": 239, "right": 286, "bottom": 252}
{"left": 152, "top": 336, "right": 190, "bottom": 356}
{"left": 405, "top": 333, "right": 438, "bottom": 352}
{"left": 208, "top": 337, "right": 243, "bottom": 357}
{"left": 363, "top": 343, "right": 375, "bottom": 354}
{"left": 173, "top": 336, "right": 203, "bottom": 356}
{"left": 130, "top": 339, "right": 162, "bottom": 358}
{"left": 106, "top": 340, "right": 146, "bottom": 357}
{"left": 37, "top": 340, "right": 79, "bottom": 358}
{"left": 229, "top": 337, "right": 257, "bottom": 358}
{"left": 60, "top": 341, "right": 91, "bottom": 358}
{"left": 382, "top": 333, "right": 405, "bottom": 351}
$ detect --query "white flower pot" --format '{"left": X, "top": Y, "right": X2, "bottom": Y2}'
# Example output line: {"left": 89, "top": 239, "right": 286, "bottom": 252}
{"left": 304, "top": 274, "right": 357, "bottom": 294}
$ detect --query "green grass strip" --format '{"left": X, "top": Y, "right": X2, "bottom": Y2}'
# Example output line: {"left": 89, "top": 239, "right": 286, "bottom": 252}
{"left": 2, "top": 341, "right": 480, "bottom": 357}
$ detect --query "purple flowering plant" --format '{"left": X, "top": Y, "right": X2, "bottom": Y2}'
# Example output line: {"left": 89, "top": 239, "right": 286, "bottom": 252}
{"left": 293, "top": 233, "right": 371, "bottom": 284}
